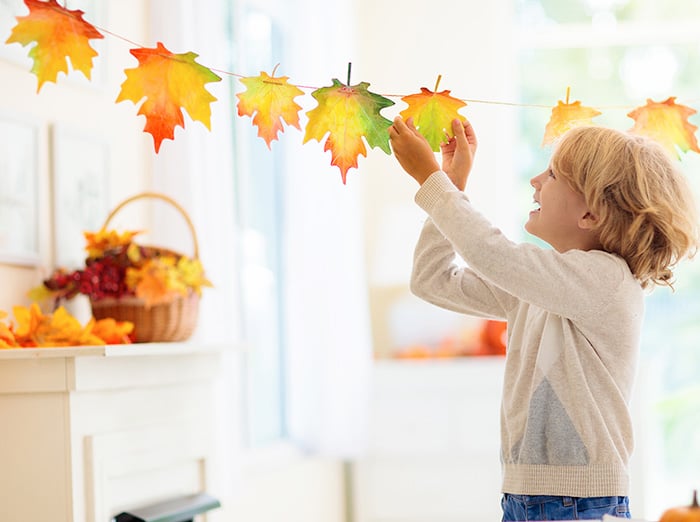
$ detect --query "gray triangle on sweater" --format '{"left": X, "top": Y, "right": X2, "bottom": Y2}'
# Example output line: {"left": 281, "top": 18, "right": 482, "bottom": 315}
{"left": 510, "top": 378, "right": 589, "bottom": 465}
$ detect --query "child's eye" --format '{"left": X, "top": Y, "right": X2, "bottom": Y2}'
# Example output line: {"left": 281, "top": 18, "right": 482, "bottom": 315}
{"left": 548, "top": 169, "right": 556, "bottom": 179}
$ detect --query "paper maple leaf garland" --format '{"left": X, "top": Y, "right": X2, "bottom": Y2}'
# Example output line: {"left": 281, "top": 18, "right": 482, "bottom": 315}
{"left": 304, "top": 76, "right": 394, "bottom": 184}
{"left": 5, "top": 0, "right": 103, "bottom": 92}
{"left": 5, "top": 0, "right": 700, "bottom": 183}
{"left": 627, "top": 97, "right": 700, "bottom": 158}
{"left": 116, "top": 42, "right": 222, "bottom": 153}
{"left": 542, "top": 88, "right": 602, "bottom": 145}
{"left": 236, "top": 68, "right": 305, "bottom": 148}
{"left": 400, "top": 76, "right": 467, "bottom": 151}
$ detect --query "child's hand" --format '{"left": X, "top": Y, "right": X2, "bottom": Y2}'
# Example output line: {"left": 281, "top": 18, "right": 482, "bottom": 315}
{"left": 388, "top": 117, "right": 440, "bottom": 185}
{"left": 440, "top": 118, "right": 478, "bottom": 191}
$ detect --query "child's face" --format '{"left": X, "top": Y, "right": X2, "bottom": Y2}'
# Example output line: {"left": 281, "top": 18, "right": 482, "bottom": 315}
{"left": 525, "top": 165, "right": 593, "bottom": 252}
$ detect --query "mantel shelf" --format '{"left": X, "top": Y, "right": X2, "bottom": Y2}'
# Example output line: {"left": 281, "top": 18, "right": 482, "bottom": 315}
{"left": 0, "top": 341, "right": 236, "bottom": 360}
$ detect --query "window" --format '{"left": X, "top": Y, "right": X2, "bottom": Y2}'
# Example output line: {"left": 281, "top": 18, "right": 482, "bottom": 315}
{"left": 229, "top": 1, "right": 288, "bottom": 446}
{"left": 514, "top": 0, "right": 700, "bottom": 516}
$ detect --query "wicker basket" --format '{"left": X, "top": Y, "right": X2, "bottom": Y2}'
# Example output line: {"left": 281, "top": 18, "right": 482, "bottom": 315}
{"left": 89, "top": 192, "right": 200, "bottom": 343}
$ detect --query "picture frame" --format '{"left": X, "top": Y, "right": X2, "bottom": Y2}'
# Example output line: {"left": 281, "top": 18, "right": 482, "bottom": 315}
{"left": 51, "top": 124, "right": 109, "bottom": 268}
{"left": 0, "top": 113, "right": 40, "bottom": 266}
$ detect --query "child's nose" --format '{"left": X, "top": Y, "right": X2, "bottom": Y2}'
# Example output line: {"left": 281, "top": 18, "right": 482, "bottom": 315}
{"left": 531, "top": 170, "right": 546, "bottom": 188}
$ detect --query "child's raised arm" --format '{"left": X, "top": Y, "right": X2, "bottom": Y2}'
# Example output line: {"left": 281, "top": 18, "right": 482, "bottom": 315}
{"left": 389, "top": 117, "right": 477, "bottom": 190}
{"left": 388, "top": 116, "right": 439, "bottom": 185}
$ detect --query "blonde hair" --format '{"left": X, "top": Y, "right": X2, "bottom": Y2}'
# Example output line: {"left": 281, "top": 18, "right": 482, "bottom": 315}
{"left": 551, "top": 126, "right": 699, "bottom": 289}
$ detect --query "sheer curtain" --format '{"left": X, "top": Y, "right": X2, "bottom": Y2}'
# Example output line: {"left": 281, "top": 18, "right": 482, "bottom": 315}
{"left": 280, "top": 0, "right": 374, "bottom": 457}
{"left": 146, "top": 0, "right": 373, "bottom": 458}
{"left": 147, "top": 0, "right": 240, "bottom": 344}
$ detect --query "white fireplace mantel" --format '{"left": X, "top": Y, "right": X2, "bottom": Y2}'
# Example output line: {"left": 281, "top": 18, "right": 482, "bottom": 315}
{"left": 0, "top": 342, "right": 228, "bottom": 522}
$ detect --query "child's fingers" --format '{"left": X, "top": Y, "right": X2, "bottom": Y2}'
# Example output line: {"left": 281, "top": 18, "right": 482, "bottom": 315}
{"left": 405, "top": 117, "right": 423, "bottom": 138}
{"left": 389, "top": 116, "right": 407, "bottom": 136}
{"left": 451, "top": 119, "right": 468, "bottom": 145}
{"left": 462, "top": 119, "right": 477, "bottom": 146}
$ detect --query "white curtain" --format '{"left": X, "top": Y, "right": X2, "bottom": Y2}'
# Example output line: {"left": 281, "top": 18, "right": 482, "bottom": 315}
{"left": 147, "top": 0, "right": 373, "bottom": 458}
{"left": 147, "top": 0, "right": 240, "bottom": 344}
{"left": 280, "top": 0, "right": 373, "bottom": 457}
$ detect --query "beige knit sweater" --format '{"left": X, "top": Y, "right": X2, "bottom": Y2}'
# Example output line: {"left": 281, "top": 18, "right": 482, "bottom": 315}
{"left": 412, "top": 171, "right": 643, "bottom": 497}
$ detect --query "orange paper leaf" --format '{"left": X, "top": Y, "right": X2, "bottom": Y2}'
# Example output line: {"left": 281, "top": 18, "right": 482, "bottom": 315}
{"left": 627, "top": 97, "right": 700, "bottom": 158}
{"left": 11, "top": 303, "right": 105, "bottom": 347}
{"left": 542, "top": 99, "right": 602, "bottom": 145}
{"left": 116, "top": 42, "right": 222, "bottom": 152}
{"left": 126, "top": 257, "right": 187, "bottom": 307}
{"left": 304, "top": 78, "right": 394, "bottom": 184}
{"left": 90, "top": 317, "right": 134, "bottom": 344}
{"left": 237, "top": 69, "right": 304, "bottom": 148}
{"left": 0, "top": 311, "right": 16, "bottom": 349}
{"left": 400, "top": 84, "right": 467, "bottom": 151}
{"left": 5, "top": 0, "right": 103, "bottom": 92}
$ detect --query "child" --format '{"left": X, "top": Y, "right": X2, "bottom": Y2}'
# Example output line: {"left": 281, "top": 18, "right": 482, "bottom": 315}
{"left": 388, "top": 117, "right": 699, "bottom": 521}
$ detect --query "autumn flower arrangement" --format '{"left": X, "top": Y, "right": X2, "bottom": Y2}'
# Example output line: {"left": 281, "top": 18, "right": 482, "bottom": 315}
{"left": 0, "top": 305, "right": 134, "bottom": 348}
{"left": 37, "top": 228, "right": 212, "bottom": 308}
{"left": 29, "top": 227, "right": 212, "bottom": 343}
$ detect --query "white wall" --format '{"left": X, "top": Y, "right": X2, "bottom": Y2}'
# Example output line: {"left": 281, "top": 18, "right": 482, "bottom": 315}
{"left": 0, "top": 0, "right": 151, "bottom": 312}
{"left": 354, "top": 0, "right": 519, "bottom": 357}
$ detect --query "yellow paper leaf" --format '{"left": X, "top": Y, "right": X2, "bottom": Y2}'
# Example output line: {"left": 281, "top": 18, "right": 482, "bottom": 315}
{"left": 0, "top": 311, "right": 16, "bottom": 348}
{"left": 304, "top": 78, "right": 394, "bottom": 183}
{"left": 628, "top": 97, "right": 700, "bottom": 158}
{"left": 5, "top": 0, "right": 103, "bottom": 91}
{"left": 237, "top": 69, "right": 304, "bottom": 148}
{"left": 400, "top": 83, "right": 467, "bottom": 151}
{"left": 84, "top": 228, "right": 142, "bottom": 258}
{"left": 542, "top": 99, "right": 601, "bottom": 145}
{"left": 116, "top": 42, "right": 222, "bottom": 152}
{"left": 90, "top": 317, "right": 134, "bottom": 344}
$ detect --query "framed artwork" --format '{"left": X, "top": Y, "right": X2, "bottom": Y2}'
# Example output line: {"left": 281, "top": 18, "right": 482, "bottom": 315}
{"left": 0, "top": 114, "right": 39, "bottom": 266}
{"left": 51, "top": 125, "right": 109, "bottom": 268}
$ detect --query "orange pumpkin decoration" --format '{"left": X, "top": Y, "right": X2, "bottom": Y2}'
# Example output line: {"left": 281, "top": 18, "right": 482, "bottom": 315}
{"left": 478, "top": 320, "right": 507, "bottom": 356}
{"left": 660, "top": 490, "right": 700, "bottom": 522}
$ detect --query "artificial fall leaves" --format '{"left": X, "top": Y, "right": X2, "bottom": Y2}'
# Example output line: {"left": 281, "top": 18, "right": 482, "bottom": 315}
{"left": 304, "top": 79, "right": 394, "bottom": 183}
{"left": 542, "top": 90, "right": 700, "bottom": 157}
{"left": 236, "top": 70, "right": 304, "bottom": 148}
{"left": 0, "top": 304, "right": 134, "bottom": 349}
{"left": 400, "top": 78, "right": 467, "bottom": 152}
{"left": 38, "top": 228, "right": 213, "bottom": 308}
{"left": 5, "top": 0, "right": 103, "bottom": 92}
{"left": 627, "top": 97, "right": 700, "bottom": 157}
{"left": 542, "top": 90, "right": 602, "bottom": 146}
{"left": 116, "top": 42, "right": 222, "bottom": 153}
{"left": 6, "top": 0, "right": 700, "bottom": 184}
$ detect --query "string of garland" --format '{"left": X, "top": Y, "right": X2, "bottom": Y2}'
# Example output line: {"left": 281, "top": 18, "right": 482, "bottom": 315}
{"left": 5, "top": 0, "right": 699, "bottom": 184}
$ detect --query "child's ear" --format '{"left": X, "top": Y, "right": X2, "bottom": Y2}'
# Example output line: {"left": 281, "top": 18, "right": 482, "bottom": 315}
{"left": 579, "top": 211, "right": 598, "bottom": 230}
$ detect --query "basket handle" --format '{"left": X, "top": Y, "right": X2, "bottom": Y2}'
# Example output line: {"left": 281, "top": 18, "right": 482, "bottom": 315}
{"left": 101, "top": 191, "right": 199, "bottom": 259}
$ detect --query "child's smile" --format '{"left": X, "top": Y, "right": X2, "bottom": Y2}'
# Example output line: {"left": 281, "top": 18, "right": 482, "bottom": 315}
{"left": 525, "top": 166, "right": 595, "bottom": 252}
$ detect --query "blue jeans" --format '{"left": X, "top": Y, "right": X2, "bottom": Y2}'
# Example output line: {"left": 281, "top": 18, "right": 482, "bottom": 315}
{"left": 501, "top": 494, "right": 631, "bottom": 520}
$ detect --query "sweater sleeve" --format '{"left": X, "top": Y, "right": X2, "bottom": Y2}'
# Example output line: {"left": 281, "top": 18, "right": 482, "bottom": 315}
{"left": 411, "top": 217, "right": 516, "bottom": 319}
{"left": 414, "top": 171, "right": 632, "bottom": 322}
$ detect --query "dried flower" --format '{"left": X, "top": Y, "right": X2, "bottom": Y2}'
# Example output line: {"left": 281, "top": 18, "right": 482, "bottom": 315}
{"left": 35, "top": 228, "right": 212, "bottom": 308}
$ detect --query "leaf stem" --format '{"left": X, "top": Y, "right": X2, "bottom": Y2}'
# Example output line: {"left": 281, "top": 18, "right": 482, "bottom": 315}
{"left": 347, "top": 62, "right": 352, "bottom": 86}
{"left": 434, "top": 74, "right": 442, "bottom": 92}
{"left": 566, "top": 86, "right": 570, "bottom": 104}
{"left": 271, "top": 63, "right": 280, "bottom": 78}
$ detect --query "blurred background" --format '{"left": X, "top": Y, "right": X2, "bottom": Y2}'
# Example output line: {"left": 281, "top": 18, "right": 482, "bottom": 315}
{"left": 1, "top": 0, "right": 698, "bottom": 520}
